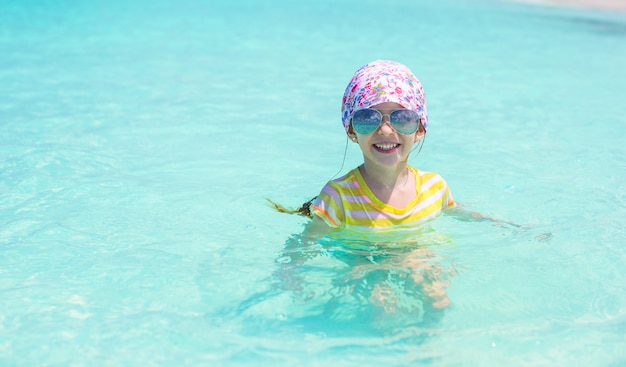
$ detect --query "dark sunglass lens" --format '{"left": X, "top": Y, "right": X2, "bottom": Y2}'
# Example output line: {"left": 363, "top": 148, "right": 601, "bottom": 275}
{"left": 352, "top": 109, "right": 381, "bottom": 135}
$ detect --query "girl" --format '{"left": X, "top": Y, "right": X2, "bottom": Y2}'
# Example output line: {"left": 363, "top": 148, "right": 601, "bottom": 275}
{"left": 271, "top": 59, "right": 457, "bottom": 234}
{"left": 267, "top": 61, "right": 527, "bottom": 311}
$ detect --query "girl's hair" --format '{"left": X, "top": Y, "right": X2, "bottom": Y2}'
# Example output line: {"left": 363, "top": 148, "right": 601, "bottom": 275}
{"left": 266, "top": 197, "right": 316, "bottom": 218}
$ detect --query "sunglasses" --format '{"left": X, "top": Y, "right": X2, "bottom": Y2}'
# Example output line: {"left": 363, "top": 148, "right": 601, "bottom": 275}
{"left": 351, "top": 108, "right": 421, "bottom": 135}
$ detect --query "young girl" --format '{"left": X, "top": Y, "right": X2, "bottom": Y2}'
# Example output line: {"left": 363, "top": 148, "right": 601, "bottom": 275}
{"left": 271, "top": 59, "right": 455, "bottom": 234}
{"left": 266, "top": 61, "right": 527, "bottom": 312}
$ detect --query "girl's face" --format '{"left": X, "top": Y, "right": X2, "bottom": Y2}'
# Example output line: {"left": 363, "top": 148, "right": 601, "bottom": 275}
{"left": 351, "top": 102, "right": 425, "bottom": 169}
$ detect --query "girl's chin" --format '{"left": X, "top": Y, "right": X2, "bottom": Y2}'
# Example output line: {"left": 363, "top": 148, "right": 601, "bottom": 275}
{"left": 370, "top": 155, "right": 408, "bottom": 167}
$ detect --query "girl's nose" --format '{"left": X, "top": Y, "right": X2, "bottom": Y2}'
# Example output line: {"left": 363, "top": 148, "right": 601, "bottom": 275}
{"left": 377, "top": 116, "right": 394, "bottom": 135}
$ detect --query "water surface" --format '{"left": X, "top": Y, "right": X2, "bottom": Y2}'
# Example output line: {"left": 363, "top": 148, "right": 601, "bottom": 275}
{"left": 1, "top": 0, "right": 625, "bottom": 365}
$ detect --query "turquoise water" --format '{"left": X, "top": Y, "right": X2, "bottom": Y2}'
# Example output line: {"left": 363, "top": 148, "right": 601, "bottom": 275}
{"left": 1, "top": 0, "right": 626, "bottom": 365}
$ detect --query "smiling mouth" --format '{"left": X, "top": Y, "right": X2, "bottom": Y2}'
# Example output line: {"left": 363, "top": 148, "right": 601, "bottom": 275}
{"left": 373, "top": 143, "right": 400, "bottom": 152}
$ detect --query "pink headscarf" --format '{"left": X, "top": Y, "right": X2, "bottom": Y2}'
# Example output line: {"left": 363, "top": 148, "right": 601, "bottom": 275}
{"left": 341, "top": 60, "right": 428, "bottom": 133}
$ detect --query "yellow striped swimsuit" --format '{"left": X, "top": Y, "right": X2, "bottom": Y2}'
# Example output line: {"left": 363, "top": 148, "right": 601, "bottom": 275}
{"left": 311, "top": 166, "right": 454, "bottom": 231}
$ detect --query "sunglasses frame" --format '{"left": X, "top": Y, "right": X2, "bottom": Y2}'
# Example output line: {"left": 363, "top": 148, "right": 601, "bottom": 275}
{"left": 351, "top": 108, "right": 421, "bottom": 135}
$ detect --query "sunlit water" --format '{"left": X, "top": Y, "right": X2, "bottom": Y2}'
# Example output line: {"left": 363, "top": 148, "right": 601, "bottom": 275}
{"left": 1, "top": 0, "right": 625, "bottom": 365}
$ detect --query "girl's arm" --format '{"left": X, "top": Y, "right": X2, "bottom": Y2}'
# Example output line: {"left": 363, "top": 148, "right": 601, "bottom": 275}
{"left": 278, "top": 216, "right": 330, "bottom": 266}
{"left": 446, "top": 205, "right": 530, "bottom": 229}
{"left": 301, "top": 216, "right": 331, "bottom": 240}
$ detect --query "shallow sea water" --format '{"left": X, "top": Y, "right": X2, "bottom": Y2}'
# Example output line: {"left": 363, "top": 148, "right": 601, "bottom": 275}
{"left": 1, "top": 0, "right": 626, "bottom": 365}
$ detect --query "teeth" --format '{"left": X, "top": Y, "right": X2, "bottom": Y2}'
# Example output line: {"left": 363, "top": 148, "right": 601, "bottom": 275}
{"left": 375, "top": 144, "right": 398, "bottom": 151}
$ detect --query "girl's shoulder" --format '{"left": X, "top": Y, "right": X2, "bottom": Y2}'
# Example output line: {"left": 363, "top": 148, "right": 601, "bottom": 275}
{"left": 330, "top": 167, "right": 360, "bottom": 183}
{"left": 408, "top": 166, "right": 449, "bottom": 187}
{"left": 321, "top": 168, "right": 362, "bottom": 192}
{"left": 407, "top": 165, "right": 440, "bottom": 178}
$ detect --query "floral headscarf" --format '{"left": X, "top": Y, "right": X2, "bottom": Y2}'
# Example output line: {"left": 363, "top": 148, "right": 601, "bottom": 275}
{"left": 341, "top": 60, "right": 428, "bottom": 133}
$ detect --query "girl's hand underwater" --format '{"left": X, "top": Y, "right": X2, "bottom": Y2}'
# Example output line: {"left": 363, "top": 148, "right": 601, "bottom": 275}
{"left": 446, "top": 205, "right": 532, "bottom": 229}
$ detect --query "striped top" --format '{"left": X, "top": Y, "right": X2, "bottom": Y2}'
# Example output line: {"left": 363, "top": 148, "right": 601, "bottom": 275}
{"left": 311, "top": 166, "right": 454, "bottom": 231}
